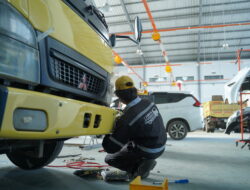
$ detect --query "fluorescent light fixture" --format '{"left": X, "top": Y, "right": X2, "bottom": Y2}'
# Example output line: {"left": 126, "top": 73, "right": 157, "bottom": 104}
{"left": 99, "top": 0, "right": 112, "bottom": 13}
{"left": 136, "top": 49, "right": 143, "bottom": 55}
{"left": 222, "top": 43, "right": 229, "bottom": 49}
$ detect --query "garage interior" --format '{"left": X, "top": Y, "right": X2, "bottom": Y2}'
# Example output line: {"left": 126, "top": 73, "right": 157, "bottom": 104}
{"left": 1, "top": 133, "right": 250, "bottom": 190}
{"left": 0, "top": 0, "right": 250, "bottom": 190}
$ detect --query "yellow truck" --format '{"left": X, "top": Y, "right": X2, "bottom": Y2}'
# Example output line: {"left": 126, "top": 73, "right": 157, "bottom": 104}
{"left": 203, "top": 101, "right": 240, "bottom": 132}
{"left": 0, "top": 0, "right": 141, "bottom": 169}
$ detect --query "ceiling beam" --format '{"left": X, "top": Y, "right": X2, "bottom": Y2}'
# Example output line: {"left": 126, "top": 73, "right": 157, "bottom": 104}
{"left": 108, "top": 8, "right": 250, "bottom": 26}
{"left": 116, "top": 29, "right": 250, "bottom": 45}
{"left": 114, "top": 21, "right": 250, "bottom": 35}
{"left": 98, "top": 0, "right": 163, "bottom": 8}
{"left": 121, "top": 53, "right": 250, "bottom": 65}
{"left": 114, "top": 29, "right": 250, "bottom": 44}
{"left": 124, "top": 51, "right": 249, "bottom": 60}
{"left": 114, "top": 37, "right": 250, "bottom": 49}
{"left": 104, "top": 0, "right": 250, "bottom": 18}
{"left": 116, "top": 56, "right": 246, "bottom": 65}
{"left": 116, "top": 44, "right": 250, "bottom": 54}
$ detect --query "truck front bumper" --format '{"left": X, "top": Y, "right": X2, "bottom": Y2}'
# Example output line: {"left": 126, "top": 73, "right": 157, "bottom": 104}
{"left": 0, "top": 86, "right": 116, "bottom": 139}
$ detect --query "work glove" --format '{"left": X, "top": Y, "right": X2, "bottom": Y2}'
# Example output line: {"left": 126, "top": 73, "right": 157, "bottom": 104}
{"left": 111, "top": 111, "right": 123, "bottom": 133}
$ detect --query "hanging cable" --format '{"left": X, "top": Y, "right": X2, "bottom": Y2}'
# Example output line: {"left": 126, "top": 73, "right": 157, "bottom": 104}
{"left": 141, "top": 0, "right": 175, "bottom": 85}
{"left": 112, "top": 50, "right": 147, "bottom": 85}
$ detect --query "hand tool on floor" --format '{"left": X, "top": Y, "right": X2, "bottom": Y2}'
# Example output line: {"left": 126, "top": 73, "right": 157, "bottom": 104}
{"left": 153, "top": 179, "right": 189, "bottom": 185}
{"left": 101, "top": 169, "right": 131, "bottom": 181}
{"left": 74, "top": 167, "right": 104, "bottom": 179}
{"left": 130, "top": 176, "right": 168, "bottom": 190}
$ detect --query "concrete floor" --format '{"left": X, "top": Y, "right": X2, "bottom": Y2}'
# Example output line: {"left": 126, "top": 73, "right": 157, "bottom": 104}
{"left": 0, "top": 131, "right": 250, "bottom": 190}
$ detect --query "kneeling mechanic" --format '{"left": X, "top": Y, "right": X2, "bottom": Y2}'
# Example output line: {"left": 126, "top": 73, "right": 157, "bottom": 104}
{"left": 102, "top": 76, "right": 167, "bottom": 180}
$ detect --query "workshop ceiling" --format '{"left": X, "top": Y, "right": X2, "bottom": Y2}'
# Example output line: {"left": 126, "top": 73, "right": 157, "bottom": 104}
{"left": 94, "top": 0, "right": 250, "bottom": 65}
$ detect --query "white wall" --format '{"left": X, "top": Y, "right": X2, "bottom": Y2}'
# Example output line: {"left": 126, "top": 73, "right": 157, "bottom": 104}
{"left": 114, "top": 59, "right": 250, "bottom": 103}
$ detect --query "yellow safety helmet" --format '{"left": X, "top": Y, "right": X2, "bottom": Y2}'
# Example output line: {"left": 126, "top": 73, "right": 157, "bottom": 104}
{"left": 115, "top": 76, "right": 135, "bottom": 91}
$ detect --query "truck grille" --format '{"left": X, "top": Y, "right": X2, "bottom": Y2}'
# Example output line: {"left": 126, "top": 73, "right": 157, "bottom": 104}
{"left": 49, "top": 57, "right": 104, "bottom": 95}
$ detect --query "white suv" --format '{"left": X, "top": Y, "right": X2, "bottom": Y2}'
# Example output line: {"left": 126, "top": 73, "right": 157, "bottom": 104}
{"left": 140, "top": 92, "right": 203, "bottom": 140}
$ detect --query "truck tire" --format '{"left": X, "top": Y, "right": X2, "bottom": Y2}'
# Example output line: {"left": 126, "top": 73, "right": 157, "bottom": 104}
{"left": 208, "top": 128, "right": 215, "bottom": 133}
{"left": 6, "top": 140, "right": 64, "bottom": 170}
{"left": 167, "top": 120, "right": 188, "bottom": 140}
{"left": 205, "top": 118, "right": 215, "bottom": 133}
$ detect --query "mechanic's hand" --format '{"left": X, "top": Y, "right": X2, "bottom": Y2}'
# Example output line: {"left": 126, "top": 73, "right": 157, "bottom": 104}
{"left": 111, "top": 121, "right": 118, "bottom": 133}
{"left": 111, "top": 113, "right": 122, "bottom": 133}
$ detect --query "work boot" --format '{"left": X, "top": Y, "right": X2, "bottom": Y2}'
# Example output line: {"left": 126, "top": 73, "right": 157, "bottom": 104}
{"left": 134, "top": 159, "right": 156, "bottom": 179}
{"left": 101, "top": 169, "right": 131, "bottom": 181}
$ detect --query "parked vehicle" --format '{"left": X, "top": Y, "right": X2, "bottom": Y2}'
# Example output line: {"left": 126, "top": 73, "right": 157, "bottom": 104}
{"left": 0, "top": 0, "right": 141, "bottom": 170}
{"left": 224, "top": 67, "right": 250, "bottom": 134}
{"left": 225, "top": 107, "right": 250, "bottom": 134}
{"left": 224, "top": 67, "right": 250, "bottom": 104}
{"left": 139, "top": 91, "right": 203, "bottom": 140}
{"left": 203, "top": 100, "right": 240, "bottom": 132}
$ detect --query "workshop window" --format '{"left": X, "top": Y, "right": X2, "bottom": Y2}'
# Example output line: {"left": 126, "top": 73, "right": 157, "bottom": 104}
{"left": 204, "top": 75, "right": 224, "bottom": 80}
{"left": 149, "top": 77, "right": 167, "bottom": 82}
{"left": 149, "top": 77, "right": 158, "bottom": 82}
{"left": 176, "top": 76, "right": 194, "bottom": 81}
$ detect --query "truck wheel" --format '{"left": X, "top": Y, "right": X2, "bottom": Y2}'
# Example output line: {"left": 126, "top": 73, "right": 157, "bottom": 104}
{"left": 210, "top": 128, "right": 215, "bottom": 133}
{"left": 6, "top": 140, "right": 64, "bottom": 170}
{"left": 204, "top": 119, "right": 209, "bottom": 132}
{"left": 167, "top": 120, "right": 188, "bottom": 140}
{"left": 205, "top": 118, "right": 215, "bottom": 133}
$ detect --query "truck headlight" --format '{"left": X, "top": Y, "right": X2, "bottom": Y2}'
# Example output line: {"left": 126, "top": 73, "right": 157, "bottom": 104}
{"left": 0, "top": 1, "right": 39, "bottom": 84}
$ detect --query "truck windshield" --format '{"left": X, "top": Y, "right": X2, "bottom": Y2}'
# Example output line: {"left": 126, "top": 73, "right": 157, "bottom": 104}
{"left": 63, "top": 0, "right": 110, "bottom": 46}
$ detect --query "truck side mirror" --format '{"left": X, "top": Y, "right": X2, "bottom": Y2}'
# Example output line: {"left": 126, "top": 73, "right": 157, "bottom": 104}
{"left": 110, "top": 34, "right": 116, "bottom": 47}
{"left": 134, "top": 16, "right": 142, "bottom": 43}
{"left": 109, "top": 17, "right": 143, "bottom": 47}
